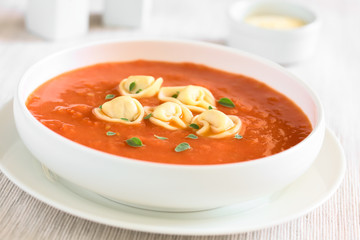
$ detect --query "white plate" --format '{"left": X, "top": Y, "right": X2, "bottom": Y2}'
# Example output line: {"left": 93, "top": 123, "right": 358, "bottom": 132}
{"left": 0, "top": 100, "right": 346, "bottom": 235}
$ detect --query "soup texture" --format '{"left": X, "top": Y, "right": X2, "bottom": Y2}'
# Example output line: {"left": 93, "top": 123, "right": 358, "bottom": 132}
{"left": 26, "top": 60, "right": 312, "bottom": 165}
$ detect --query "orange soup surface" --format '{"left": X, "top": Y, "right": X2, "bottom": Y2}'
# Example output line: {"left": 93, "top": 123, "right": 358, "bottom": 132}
{"left": 26, "top": 60, "right": 312, "bottom": 165}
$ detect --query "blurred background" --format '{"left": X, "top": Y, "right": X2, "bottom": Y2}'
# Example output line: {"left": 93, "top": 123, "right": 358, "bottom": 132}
{"left": 1, "top": 0, "right": 233, "bottom": 42}
{"left": 1, "top": 0, "right": 359, "bottom": 127}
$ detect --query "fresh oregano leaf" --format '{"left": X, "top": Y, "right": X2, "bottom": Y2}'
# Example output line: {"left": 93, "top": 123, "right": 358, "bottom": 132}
{"left": 175, "top": 142, "right": 191, "bottom": 152}
{"left": 218, "top": 97, "right": 235, "bottom": 108}
{"left": 129, "top": 82, "right": 136, "bottom": 92}
{"left": 189, "top": 123, "right": 200, "bottom": 129}
{"left": 172, "top": 91, "right": 180, "bottom": 98}
{"left": 144, "top": 113, "right": 152, "bottom": 119}
{"left": 154, "top": 135, "right": 168, "bottom": 140}
{"left": 186, "top": 134, "right": 198, "bottom": 139}
{"left": 125, "top": 137, "right": 144, "bottom": 147}
{"left": 234, "top": 134, "right": 243, "bottom": 139}
{"left": 105, "top": 94, "right": 115, "bottom": 100}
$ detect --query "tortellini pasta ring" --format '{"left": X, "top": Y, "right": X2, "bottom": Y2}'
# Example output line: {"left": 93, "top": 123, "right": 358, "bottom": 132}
{"left": 158, "top": 85, "right": 216, "bottom": 112}
{"left": 191, "top": 109, "right": 242, "bottom": 138}
{"left": 118, "top": 75, "right": 163, "bottom": 98}
{"left": 93, "top": 96, "right": 144, "bottom": 124}
{"left": 145, "top": 102, "right": 193, "bottom": 130}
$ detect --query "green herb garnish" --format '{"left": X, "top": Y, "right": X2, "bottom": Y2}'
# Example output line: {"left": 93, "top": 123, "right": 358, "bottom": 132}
{"left": 120, "top": 118, "right": 129, "bottom": 121}
{"left": 172, "top": 91, "right": 180, "bottom": 98}
{"left": 154, "top": 135, "right": 168, "bottom": 140}
{"left": 186, "top": 134, "right": 198, "bottom": 139}
{"left": 144, "top": 113, "right": 152, "bottom": 119}
{"left": 175, "top": 142, "right": 191, "bottom": 152}
{"left": 129, "top": 82, "right": 136, "bottom": 92}
{"left": 218, "top": 98, "right": 235, "bottom": 108}
{"left": 208, "top": 106, "right": 213, "bottom": 110}
{"left": 106, "top": 131, "right": 116, "bottom": 136}
{"left": 105, "top": 94, "right": 115, "bottom": 100}
{"left": 125, "top": 137, "right": 144, "bottom": 147}
{"left": 136, "top": 89, "right": 142, "bottom": 94}
{"left": 99, "top": 105, "right": 103, "bottom": 109}
{"left": 189, "top": 123, "right": 200, "bottom": 129}
{"left": 234, "top": 134, "right": 243, "bottom": 139}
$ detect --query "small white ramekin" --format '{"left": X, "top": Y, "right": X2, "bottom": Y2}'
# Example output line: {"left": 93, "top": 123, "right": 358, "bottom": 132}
{"left": 13, "top": 39, "right": 325, "bottom": 212}
{"left": 227, "top": 0, "right": 321, "bottom": 64}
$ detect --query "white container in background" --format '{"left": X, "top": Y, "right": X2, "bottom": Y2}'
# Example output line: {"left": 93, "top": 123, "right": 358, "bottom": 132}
{"left": 103, "top": 0, "right": 152, "bottom": 28}
{"left": 227, "top": 1, "right": 321, "bottom": 64}
{"left": 26, "top": 0, "right": 89, "bottom": 40}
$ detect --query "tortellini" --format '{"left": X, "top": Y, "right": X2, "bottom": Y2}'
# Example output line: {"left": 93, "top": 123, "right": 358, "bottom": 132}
{"left": 145, "top": 102, "right": 193, "bottom": 130}
{"left": 158, "top": 85, "right": 216, "bottom": 112}
{"left": 118, "top": 75, "right": 163, "bottom": 98}
{"left": 94, "top": 76, "right": 242, "bottom": 139}
{"left": 191, "top": 109, "right": 242, "bottom": 138}
{"left": 93, "top": 96, "right": 144, "bottom": 124}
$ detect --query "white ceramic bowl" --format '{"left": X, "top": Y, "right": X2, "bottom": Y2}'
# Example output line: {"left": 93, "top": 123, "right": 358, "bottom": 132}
{"left": 13, "top": 39, "right": 325, "bottom": 212}
{"left": 227, "top": 0, "right": 321, "bottom": 64}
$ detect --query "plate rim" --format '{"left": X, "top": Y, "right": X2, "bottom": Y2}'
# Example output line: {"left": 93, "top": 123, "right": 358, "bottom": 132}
{"left": 0, "top": 100, "right": 346, "bottom": 235}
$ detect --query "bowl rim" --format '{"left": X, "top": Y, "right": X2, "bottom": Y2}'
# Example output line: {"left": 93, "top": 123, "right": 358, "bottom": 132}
{"left": 228, "top": 0, "right": 321, "bottom": 34}
{"left": 15, "top": 38, "right": 325, "bottom": 170}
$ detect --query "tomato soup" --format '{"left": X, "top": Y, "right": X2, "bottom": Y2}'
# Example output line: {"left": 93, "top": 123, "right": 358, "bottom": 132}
{"left": 26, "top": 60, "right": 312, "bottom": 165}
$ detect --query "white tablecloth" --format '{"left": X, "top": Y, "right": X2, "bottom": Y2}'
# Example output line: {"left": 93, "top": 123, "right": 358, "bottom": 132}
{"left": 1, "top": 0, "right": 359, "bottom": 239}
